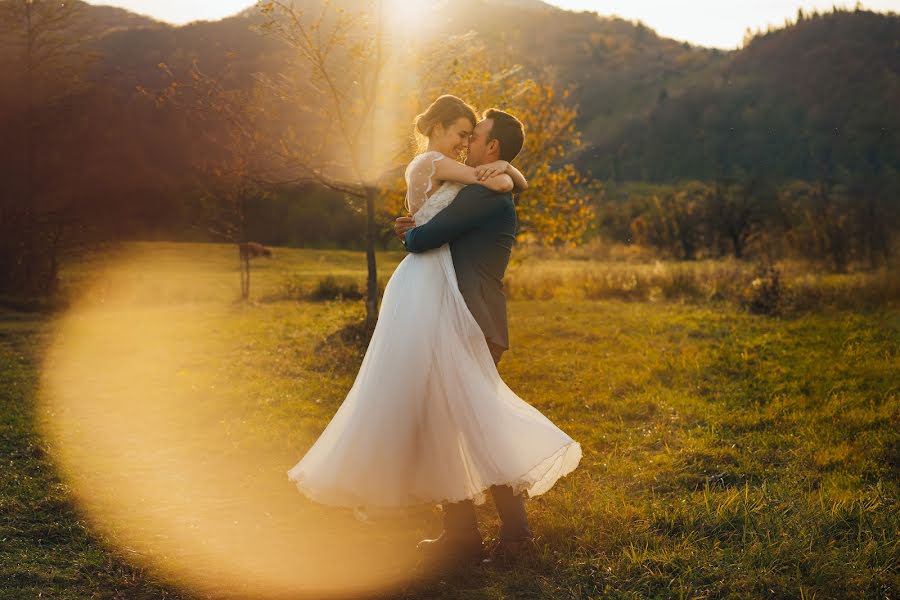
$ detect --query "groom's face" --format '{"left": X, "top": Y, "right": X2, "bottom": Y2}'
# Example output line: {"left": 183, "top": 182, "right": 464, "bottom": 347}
{"left": 464, "top": 118, "right": 496, "bottom": 167}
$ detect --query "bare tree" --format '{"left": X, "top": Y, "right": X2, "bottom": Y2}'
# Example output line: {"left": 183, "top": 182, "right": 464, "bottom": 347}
{"left": 146, "top": 1, "right": 432, "bottom": 309}
{"left": 141, "top": 58, "right": 277, "bottom": 302}
{"left": 253, "top": 0, "right": 394, "bottom": 329}
{"left": 806, "top": 179, "right": 853, "bottom": 273}
{"left": 847, "top": 170, "right": 893, "bottom": 270}
{"left": 639, "top": 185, "right": 709, "bottom": 260}
{"left": 782, "top": 179, "right": 854, "bottom": 272}
{"left": 0, "top": 0, "right": 95, "bottom": 298}
{"left": 711, "top": 175, "right": 775, "bottom": 259}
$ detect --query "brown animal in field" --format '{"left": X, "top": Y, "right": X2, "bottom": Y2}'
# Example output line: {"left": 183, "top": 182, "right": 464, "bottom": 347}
{"left": 238, "top": 241, "right": 273, "bottom": 259}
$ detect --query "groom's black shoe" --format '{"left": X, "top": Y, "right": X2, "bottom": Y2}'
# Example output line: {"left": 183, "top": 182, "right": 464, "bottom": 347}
{"left": 416, "top": 530, "right": 485, "bottom": 568}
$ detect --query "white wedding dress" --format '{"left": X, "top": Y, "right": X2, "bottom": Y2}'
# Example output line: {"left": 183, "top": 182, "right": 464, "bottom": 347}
{"left": 287, "top": 151, "right": 582, "bottom": 519}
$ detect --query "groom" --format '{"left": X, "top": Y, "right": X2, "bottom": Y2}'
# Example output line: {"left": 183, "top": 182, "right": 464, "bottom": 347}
{"left": 393, "top": 108, "right": 534, "bottom": 568}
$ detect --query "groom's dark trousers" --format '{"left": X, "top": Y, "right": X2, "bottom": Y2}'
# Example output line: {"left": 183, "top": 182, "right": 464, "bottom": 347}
{"left": 404, "top": 183, "right": 533, "bottom": 542}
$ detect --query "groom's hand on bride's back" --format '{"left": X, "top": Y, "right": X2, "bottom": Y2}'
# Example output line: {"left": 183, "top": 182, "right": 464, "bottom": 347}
{"left": 394, "top": 214, "right": 415, "bottom": 241}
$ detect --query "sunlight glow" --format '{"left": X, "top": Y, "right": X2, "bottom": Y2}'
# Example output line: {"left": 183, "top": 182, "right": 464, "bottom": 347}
{"left": 37, "top": 247, "right": 425, "bottom": 598}
{"left": 385, "top": 0, "right": 436, "bottom": 31}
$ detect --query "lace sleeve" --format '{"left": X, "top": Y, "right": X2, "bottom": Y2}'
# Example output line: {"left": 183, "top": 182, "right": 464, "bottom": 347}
{"left": 404, "top": 151, "right": 445, "bottom": 216}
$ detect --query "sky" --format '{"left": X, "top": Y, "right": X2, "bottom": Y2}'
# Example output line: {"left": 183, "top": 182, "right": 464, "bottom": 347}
{"left": 548, "top": 0, "right": 900, "bottom": 48}
{"left": 85, "top": 0, "right": 900, "bottom": 49}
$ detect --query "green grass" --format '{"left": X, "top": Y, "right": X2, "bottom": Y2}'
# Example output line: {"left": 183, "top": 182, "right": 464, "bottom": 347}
{"left": 0, "top": 322, "right": 187, "bottom": 599}
{"left": 1, "top": 242, "right": 897, "bottom": 599}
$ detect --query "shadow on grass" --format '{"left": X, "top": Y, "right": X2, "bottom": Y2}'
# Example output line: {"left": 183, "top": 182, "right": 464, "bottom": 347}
{"left": 0, "top": 328, "right": 192, "bottom": 600}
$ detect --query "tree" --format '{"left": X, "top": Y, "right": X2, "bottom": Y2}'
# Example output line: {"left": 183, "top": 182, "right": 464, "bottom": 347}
{"left": 380, "top": 32, "right": 599, "bottom": 247}
{"left": 711, "top": 174, "right": 776, "bottom": 259}
{"left": 0, "top": 0, "right": 96, "bottom": 298}
{"left": 253, "top": 0, "right": 393, "bottom": 329}
{"left": 630, "top": 183, "right": 709, "bottom": 259}
{"left": 782, "top": 179, "right": 854, "bottom": 272}
{"left": 249, "top": 2, "right": 598, "bottom": 324}
{"left": 142, "top": 58, "right": 276, "bottom": 302}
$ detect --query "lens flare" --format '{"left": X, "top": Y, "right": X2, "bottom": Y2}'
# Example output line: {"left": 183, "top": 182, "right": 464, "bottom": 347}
{"left": 37, "top": 244, "right": 430, "bottom": 599}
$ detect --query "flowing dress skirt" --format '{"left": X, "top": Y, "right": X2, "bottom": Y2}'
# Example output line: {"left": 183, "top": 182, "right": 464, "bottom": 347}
{"left": 287, "top": 243, "right": 581, "bottom": 515}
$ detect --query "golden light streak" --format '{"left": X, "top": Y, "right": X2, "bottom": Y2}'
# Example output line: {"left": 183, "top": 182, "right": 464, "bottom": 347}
{"left": 36, "top": 245, "right": 429, "bottom": 599}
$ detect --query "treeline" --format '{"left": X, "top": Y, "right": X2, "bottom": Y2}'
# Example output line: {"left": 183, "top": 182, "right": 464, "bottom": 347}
{"left": 597, "top": 174, "right": 897, "bottom": 271}
{"left": 245, "top": 185, "right": 391, "bottom": 251}
{"left": 578, "top": 8, "right": 899, "bottom": 184}
{"left": 0, "top": 0, "right": 897, "bottom": 304}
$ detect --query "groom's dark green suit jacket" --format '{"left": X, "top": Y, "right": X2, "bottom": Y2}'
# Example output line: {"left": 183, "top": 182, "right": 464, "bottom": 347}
{"left": 403, "top": 184, "right": 517, "bottom": 352}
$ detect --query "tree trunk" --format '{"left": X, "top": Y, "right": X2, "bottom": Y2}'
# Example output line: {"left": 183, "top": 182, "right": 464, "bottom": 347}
{"left": 731, "top": 230, "right": 744, "bottom": 259}
{"left": 238, "top": 195, "right": 250, "bottom": 302}
{"left": 244, "top": 255, "right": 250, "bottom": 300}
{"left": 238, "top": 244, "right": 250, "bottom": 301}
{"left": 364, "top": 186, "right": 379, "bottom": 330}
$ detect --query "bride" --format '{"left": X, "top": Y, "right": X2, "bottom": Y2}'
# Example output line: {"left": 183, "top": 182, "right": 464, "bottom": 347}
{"left": 287, "top": 94, "right": 581, "bottom": 558}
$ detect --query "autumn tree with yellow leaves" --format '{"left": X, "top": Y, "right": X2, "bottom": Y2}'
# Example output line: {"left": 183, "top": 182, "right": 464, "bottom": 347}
{"left": 251, "top": 1, "right": 598, "bottom": 330}
{"left": 380, "top": 33, "right": 599, "bottom": 247}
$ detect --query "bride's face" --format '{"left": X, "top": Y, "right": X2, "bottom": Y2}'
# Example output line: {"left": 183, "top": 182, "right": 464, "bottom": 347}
{"left": 431, "top": 117, "right": 474, "bottom": 159}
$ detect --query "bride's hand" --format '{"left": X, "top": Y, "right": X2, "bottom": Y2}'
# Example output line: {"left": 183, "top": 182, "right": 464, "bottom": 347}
{"left": 475, "top": 160, "right": 510, "bottom": 181}
{"left": 394, "top": 214, "right": 415, "bottom": 240}
{"left": 481, "top": 173, "right": 514, "bottom": 193}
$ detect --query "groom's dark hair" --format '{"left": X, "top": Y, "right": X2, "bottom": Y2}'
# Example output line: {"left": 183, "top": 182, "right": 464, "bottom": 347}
{"left": 483, "top": 108, "right": 525, "bottom": 162}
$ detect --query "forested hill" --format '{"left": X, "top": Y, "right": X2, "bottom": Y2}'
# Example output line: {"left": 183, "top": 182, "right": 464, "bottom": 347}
{"left": 90, "top": 1, "right": 900, "bottom": 184}
{"left": 1, "top": 1, "right": 896, "bottom": 196}
{"left": 408, "top": 1, "right": 898, "bottom": 183}
{"left": 573, "top": 7, "right": 900, "bottom": 183}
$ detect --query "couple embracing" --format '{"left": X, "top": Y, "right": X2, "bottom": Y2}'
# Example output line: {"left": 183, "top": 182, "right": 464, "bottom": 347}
{"left": 287, "top": 94, "right": 582, "bottom": 569}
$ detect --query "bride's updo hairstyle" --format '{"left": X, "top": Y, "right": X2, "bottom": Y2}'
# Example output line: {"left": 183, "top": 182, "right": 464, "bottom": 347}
{"left": 413, "top": 94, "right": 477, "bottom": 151}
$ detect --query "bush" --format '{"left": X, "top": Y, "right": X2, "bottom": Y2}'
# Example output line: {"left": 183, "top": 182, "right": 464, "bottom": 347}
{"left": 660, "top": 265, "right": 703, "bottom": 302}
{"left": 581, "top": 269, "right": 648, "bottom": 301}
{"left": 309, "top": 275, "right": 364, "bottom": 301}
{"left": 262, "top": 273, "right": 391, "bottom": 303}
{"left": 741, "top": 262, "right": 783, "bottom": 315}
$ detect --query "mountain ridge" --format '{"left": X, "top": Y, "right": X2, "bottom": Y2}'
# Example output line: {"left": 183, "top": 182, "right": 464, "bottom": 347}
{"left": 8, "top": 1, "right": 898, "bottom": 185}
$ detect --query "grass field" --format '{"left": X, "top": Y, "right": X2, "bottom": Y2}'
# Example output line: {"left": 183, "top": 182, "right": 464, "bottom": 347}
{"left": 1, "top": 241, "right": 897, "bottom": 599}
